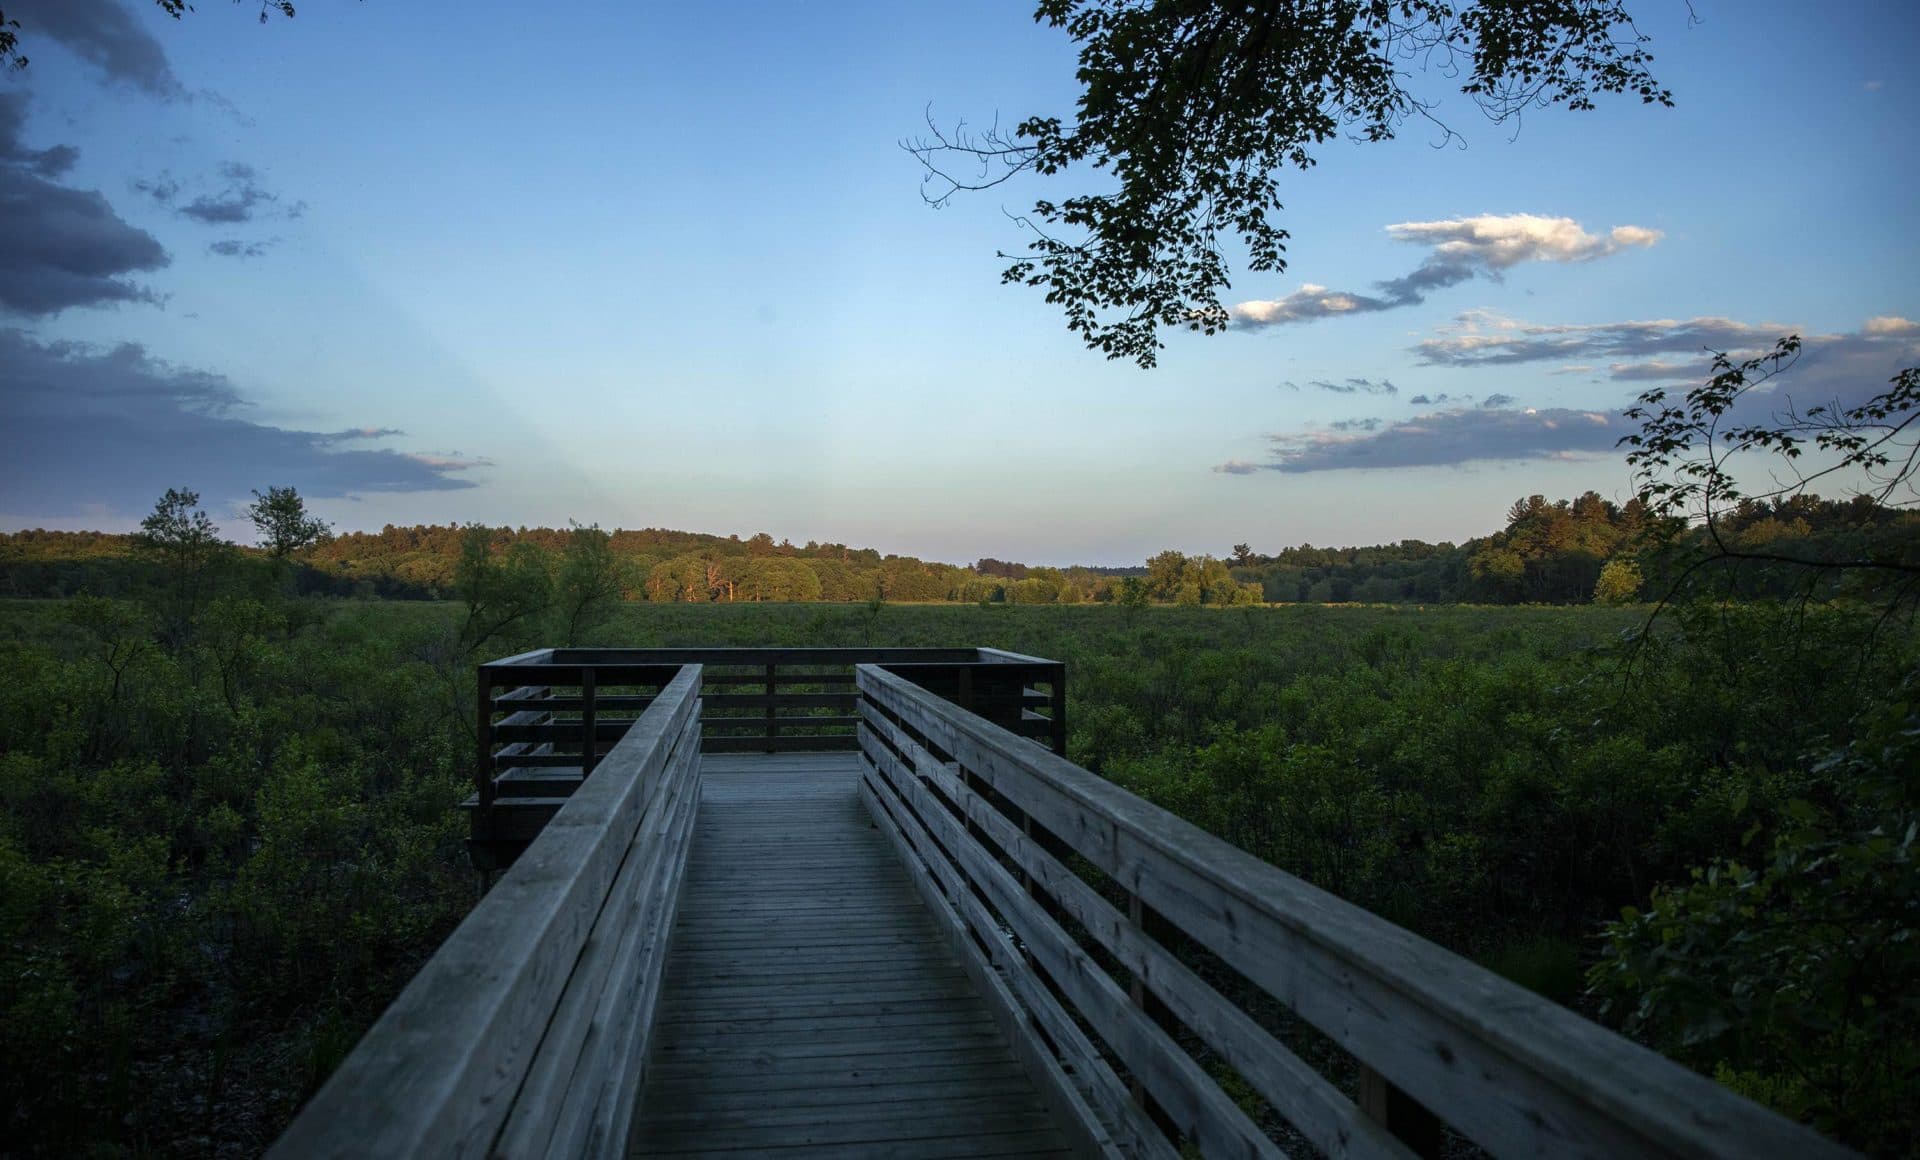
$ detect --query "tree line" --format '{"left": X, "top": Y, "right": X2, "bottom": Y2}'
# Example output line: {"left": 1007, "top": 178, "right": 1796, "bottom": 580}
{"left": 5, "top": 487, "right": 1913, "bottom": 614}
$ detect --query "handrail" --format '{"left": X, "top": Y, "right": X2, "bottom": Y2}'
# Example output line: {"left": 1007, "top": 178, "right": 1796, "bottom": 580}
{"left": 854, "top": 663, "right": 1853, "bottom": 1159}
{"left": 272, "top": 666, "right": 704, "bottom": 1159}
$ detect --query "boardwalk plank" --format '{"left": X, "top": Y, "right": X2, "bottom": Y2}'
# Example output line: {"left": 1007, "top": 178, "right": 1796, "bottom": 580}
{"left": 629, "top": 752, "right": 1072, "bottom": 1157}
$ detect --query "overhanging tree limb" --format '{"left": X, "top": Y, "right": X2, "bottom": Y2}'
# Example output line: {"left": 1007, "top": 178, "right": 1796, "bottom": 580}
{"left": 908, "top": 0, "right": 1678, "bottom": 367}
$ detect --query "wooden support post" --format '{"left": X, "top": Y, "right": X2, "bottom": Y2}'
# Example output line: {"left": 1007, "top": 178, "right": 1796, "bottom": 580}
{"left": 1048, "top": 663, "right": 1068, "bottom": 755}
{"left": 476, "top": 668, "right": 495, "bottom": 811}
{"left": 1358, "top": 1065, "right": 1444, "bottom": 1158}
{"left": 580, "top": 667, "right": 598, "bottom": 776}
{"left": 763, "top": 662, "right": 778, "bottom": 753}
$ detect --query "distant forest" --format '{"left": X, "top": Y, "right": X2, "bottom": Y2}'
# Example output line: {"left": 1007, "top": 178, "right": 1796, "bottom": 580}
{"left": 3, "top": 489, "right": 1913, "bottom": 608}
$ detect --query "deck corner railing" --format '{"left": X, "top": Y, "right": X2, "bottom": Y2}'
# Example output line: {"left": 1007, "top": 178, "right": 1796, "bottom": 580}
{"left": 468, "top": 646, "right": 1065, "bottom": 870}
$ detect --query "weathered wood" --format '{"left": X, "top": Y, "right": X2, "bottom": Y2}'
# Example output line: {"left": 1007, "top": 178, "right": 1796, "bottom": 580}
{"left": 631, "top": 752, "right": 1074, "bottom": 1158}
{"left": 860, "top": 706, "right": 1413, "bottom": 1160}
{"left": 639, "top": 1134, "right": 1071, "bottom": 1160}
{"left": 491, "top": 708, "right": 699, "bottom": 1156}
{"left": 859, "top": 753, "right": 1169, "bottom": 1160}
{"left": 863, "top": 730, "right": 1279, "bottom": 1160}
{"left": 556, "top": 717, "right": 701, "bottom": 1156}
{"left": 855, "top": 665, "right": 1853, "bottom": 1160}
{"left": 269, "top": 668, "right": 700, "bottom": 1160}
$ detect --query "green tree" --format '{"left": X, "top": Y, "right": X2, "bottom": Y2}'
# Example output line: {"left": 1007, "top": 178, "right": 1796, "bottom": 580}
{"left": 1115, "top": 575, "right": 1151, "bottom": 623}
{"left": 245, "top": 486, "right": 332, "bottom": 559}
{"left": 554, "top": 522, "right": 625, "bottom": 644}
{"left": 741, "top": 557, "right": 823, "bottom": 602}
{"left": 911, "top": 1, "right": 1671, "bottom": 366}
{"left": 136, "top": 487, "right": 229, "bottom": 648}
{"left": 1144, "top": 549, "right": 1187, "bottom": 600}
{"left": 1593, "top": 559, "right": 1642, "bottom": 605}
{"left": 454, "top": 526, "right": 552, "bottom": 652}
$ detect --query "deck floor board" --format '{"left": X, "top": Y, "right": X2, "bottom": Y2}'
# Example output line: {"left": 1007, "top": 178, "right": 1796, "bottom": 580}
{"left": 630, "top": 752, "right": 1069, "bottom": 1158}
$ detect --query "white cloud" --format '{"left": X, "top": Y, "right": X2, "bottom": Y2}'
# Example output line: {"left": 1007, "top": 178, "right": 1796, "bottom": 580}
{"left": 1230, "top": 213, "right": 1661, "bottom": 331}
{"left": 1383, "top": 213, "right": 1662, "bottom": 270}
{"left": 1863, "top": 315, "right": 1918, "bottom": 337}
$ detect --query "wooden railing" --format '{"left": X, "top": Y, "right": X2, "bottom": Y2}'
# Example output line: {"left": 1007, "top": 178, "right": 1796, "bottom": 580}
{"left": 470, "top": 646, "right": 1065, "bottom": 869}
{"left": 854, "top": 664, "right": 1854, "bottom": 1160}
{"left": 273, "top": 667, "right": 703, "bottom": 1159}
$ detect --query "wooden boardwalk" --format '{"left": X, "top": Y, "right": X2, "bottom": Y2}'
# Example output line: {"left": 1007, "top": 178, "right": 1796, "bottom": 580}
{"left": 630, "top": 752, "right": 1072, "bottom": 1159}
{"left": 276, "top": 654, "right": 1850, "bottom": 1159}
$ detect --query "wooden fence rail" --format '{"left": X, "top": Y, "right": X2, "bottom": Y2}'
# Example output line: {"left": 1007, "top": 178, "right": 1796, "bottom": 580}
{"left": 853, "top": 663, "right": 1854, "bottom": 1160}
{"left": 271, "top": 666, "right": 704, "bottom": 1159}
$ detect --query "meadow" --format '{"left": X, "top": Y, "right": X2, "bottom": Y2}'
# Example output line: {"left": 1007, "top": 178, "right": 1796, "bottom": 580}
{"left": 0, "top": 595, "right": 1912, "bottom": 1154}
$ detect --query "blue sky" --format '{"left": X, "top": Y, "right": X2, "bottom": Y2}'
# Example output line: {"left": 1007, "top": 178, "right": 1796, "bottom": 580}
{"left": 1, "top": 0, "right": 1915, "bottom": 565}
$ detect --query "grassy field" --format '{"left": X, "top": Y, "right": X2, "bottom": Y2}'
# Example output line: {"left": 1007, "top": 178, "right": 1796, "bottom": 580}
{"left": 0, "top": 595, "right": 1911, "bottom": 1154}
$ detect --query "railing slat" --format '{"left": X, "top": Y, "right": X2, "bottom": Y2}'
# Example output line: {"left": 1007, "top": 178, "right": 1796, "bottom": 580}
{"left": 854, "top": 663, "right": 1853, "bottom": 1160}
{"left": 861, "top": 723, "right": 1283, "bottom": 1160}
{"left": 856, "top": 746, "right": 1173, "bottom": 1160}
{"left": 859, "top": 706, "right": 1414, "bottom": 1160}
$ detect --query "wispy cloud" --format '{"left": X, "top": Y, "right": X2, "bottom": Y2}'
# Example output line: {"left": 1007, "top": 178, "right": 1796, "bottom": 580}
{"left": 1605, "top": 359, "right": 1697, "bottom": 381}
{"left": 0, "top": 330, "right": 487, "bottom": 520}
{"left": 0, "top": 92, "right": 168, "bottom": 316}
{"left": 1415, "top": 313, "right": 1791, "bottom": 367}
{"left": 1225, "top": 406, "right": 1628, "bottom": 475}
{"left": 1221, "top": 312, "right": 1920, "bottom": 476}
{"left": 1230, "top": 213, "right": 1661, "bottom": 330}
{"left": 207, "top": 238, "right": 276, "bottom": 260}
{"left": 1307, "top": 376, "right": 1397, "bottom": 396}
{"left": 136, "top": 162, "right": 304, "bottom": 225}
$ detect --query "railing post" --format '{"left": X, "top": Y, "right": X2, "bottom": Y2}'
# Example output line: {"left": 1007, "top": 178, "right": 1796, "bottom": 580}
{"left": 476, "top": 667, "right": 495, "bottom": 811}
{"left": 1358, "top": 1066, "right": 1444, "bottom": 1157}
{"left": 580, "top": 667, "right": 598, "bottom": 776}
{"left": 764, "top": 662, "right": 778, "bottom": 753}
{"left": 1048, "top": 663, "right": 1067, "bottom": 755}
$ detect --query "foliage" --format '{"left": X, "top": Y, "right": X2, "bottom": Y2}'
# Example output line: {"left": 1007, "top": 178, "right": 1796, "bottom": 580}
{"left": 246, "top": 486, "right": 333, "bottom": 560}
{"left": 910, "top": 1, "right": 1670, "bottom": 365}
{"left": 0, "top": 591, "right": 470, "bottom": 1155}
{"left": 1623, "top": 336, "right": 1920, "bottom": 613}
{"left": 1593, "top": 558, "right": 1643, "bottom": 605}
{"left": 1590, "top": 680, "right": 1920, "bottom": 1153}
{"left": 553, "top": 522, "right": 625, "bottom": 645}
{"left": 454, "top": 525, "right": 553, "bottom": 653}
{"left": 137, "top": 487, "right": 231, "bottom": 649}
{"left": 9, "top": 491, "right": 1910, "bottom": 611}
{"left": 0, "top": 589, "right": 1909, "bottom": 1151}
